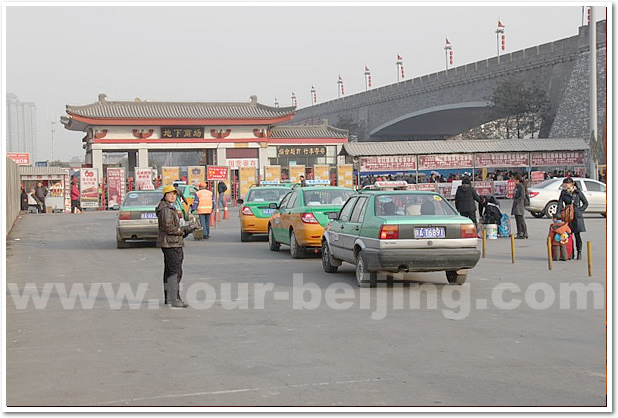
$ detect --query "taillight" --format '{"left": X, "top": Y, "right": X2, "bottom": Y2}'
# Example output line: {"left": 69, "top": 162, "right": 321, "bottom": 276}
{"left": 118, "top": 211, "right": 131, "bottom": 220}
{"left": 379, "top": 225, "right": 399, "bottom": 239}
{"left": 301, "top": 213, "right": 319, "bottom": 224}
{"left": 528, "top": 191, "right": 539, "bottom": 198}
{"left": 460, "top": 224, "right": 477, "bottom": 238}
{"left": 242, "top": 206, "right": 254, "bottom": 216}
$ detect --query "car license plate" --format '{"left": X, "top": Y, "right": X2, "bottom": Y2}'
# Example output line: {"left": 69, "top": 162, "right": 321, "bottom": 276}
{"left": 141, "top": 212, "right": 157, "bottom": 219}
{"left": 263, "top": 209, "right": 275, "bottom": 215}
{"left": 414, "top": 227, "right": 445, "bottom": 239}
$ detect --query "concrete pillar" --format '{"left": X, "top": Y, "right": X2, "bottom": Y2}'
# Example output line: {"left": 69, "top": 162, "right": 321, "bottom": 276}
{"left": 216, "top": 147, "right": 226, "bottom": 167}
{"left": 91, "top": 148, "right": 103, "bottom": 176}
{"left": 258, "top": 145, "right": 270, "bottom": 179}
{"left": 137, "top": 147, "right": 149, "bottom": 168}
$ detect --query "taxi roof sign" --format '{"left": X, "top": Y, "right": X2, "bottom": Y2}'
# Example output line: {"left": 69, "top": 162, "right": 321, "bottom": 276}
{"left": 305, "top": 179, "right": 330, "bottom": 185}
{"left": 260, "top": 180, "right": 280, "bottom": 185}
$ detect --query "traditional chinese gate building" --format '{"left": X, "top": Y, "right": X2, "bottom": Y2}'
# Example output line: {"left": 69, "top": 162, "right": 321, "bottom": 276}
{"left": 61, "top": 94, "right": 348, "bottom": 180}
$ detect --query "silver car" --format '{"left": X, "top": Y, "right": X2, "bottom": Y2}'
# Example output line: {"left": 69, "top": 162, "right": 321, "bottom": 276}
{"left": 526, "top": 177, "right": 606, "bottom": 218}
{"left": 116, "top": 191, "right": 162, "bottom": 248}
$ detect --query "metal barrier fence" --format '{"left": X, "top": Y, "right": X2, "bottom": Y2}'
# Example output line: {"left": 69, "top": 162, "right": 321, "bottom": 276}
{"left": 5, "top": 157, "right": 21, "bottom": 236}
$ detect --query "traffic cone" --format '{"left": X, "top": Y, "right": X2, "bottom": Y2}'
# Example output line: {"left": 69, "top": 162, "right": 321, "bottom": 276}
{"left": 223, "top": 206, "right": 229, "bottom": 220}
{"left": 209, "top": 212, "right": 215, "bottom": 227}
{"left": 216, "top": 208, "right": 221, "bottom": 222}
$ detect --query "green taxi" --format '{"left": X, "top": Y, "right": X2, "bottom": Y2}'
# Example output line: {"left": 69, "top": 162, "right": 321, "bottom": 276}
{"left": 268, "top": 182, "right": 356, "bottom": 258}
{"left": 237, "top": 184, "right": 294, "bottom": 241}
{"left": 321, "top": 190, "right": 481, "bottom": 287}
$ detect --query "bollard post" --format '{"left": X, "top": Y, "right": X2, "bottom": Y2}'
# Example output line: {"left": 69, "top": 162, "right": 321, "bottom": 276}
{"left": 482, "top": 228, "right": 486, "bottom": 258}
{"left": 510, "top": 234, "right": 516, "bottom": 263}
{"left": 586, "top": 241, "right": 592, "bottom": 277}
{"left": 547, "top": 237, "right": 553, "bottom": 270}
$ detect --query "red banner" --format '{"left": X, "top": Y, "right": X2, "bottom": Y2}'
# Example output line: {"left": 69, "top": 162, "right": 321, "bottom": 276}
{"left": 360, "top": 156, "right": 416, "bottom": 172}
{"left": 417, "top": 154, "right": 473, "bottom": 170}
{"left": 80, "top": 168, "right": 100, "bottom": 208}
{"left": 531, "top": 171, "right": 545, "bottom": 181}
{"left": 530, "top": 151, "right": 584, "bottom": 166}
{"left": 475, "top": 152, "right": 529, "bottom": 168}
{"left": 7, "top": 152, "right": 30, "bottom": 165}
{"left": 207, "top": 166, "right": 229, "bottom": 181}
{"left": 473, "top": 181, "right": 493, "bottom": 196}
{"left": 107, "top": 168, "right": 126, "bottom": 208}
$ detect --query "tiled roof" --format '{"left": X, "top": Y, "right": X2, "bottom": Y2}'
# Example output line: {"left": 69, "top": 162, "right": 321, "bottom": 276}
{"left": 66, "top": 94, "right": 296, "bottom": 120}
{"left": 341, "top": 138, "right": 589, "bottom": 156}
{"left": 270, "top": 122, "right": 348, "bottom": 139}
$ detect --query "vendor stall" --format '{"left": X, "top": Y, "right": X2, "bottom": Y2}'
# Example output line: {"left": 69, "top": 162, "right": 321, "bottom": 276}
{"left": 20, "top": 167, "right": 72, "bottom": 213}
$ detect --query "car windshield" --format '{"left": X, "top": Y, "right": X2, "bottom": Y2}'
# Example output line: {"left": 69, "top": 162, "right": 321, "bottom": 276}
{"left": 375, "top": 193, "right": 458, "bottom": 216}
{"left": 122, "top": 192, "right": 161, "bottom": 208}
{"left": 247, "top": 188, "right": 290, "bottom": 202}
{"left": 303, "top": 189, "right": 355, "bottom": 206}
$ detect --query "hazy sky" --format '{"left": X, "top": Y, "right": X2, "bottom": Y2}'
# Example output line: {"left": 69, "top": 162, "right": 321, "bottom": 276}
{"left": 4, "top": 2, "right": 608, "bottom": 162}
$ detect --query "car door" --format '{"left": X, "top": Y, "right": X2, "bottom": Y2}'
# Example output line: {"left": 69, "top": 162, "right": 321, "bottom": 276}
{"left": 272, "top": 192, "right": 292, "bottom": 243}
{"left": 277, "top": 191, "right": 299, "bottom": 245}
{"left": 328, "top": 196, "right": 358, "bottom": 260}
{"left": 582, "top": 180, "right": 606, "bottom": 212}
{"left": 339, "top": 196, "right": 369, "bottom": 262}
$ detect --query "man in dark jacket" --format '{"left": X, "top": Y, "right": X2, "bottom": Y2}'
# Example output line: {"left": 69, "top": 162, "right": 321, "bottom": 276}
{"left": 454, "top": 177, "right": 482, "bottom": 228}
{"left": 217, "top": 181, "right": 227, "bottom": 209}
{"left": 511, "top": 175, "right": 528, "bottom": 239}
{"left": 156, "top": 186, "right": 197, "bottom": 308}
{"left": 35, "top": 182, "right": 48, "bottom": 213}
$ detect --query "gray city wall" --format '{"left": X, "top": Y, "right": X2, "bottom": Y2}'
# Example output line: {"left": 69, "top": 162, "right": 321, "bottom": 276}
{"left": 293, "top": 21, "right": 607, "bottom": 141}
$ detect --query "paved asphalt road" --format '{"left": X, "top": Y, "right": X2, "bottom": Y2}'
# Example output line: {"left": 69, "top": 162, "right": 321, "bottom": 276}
{"left": 5, "top": 203, "right": 607, "bottom": 407}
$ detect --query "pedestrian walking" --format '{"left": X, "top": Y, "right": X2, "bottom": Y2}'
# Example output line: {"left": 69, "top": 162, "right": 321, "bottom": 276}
{"left": 191, "top": 182, "right": 214, "bottom": 240}
{"left": 217, "top": 181, "right": 227, "bottom": 209}
{"left": 454, "top": 176, "right": 482, "bottom": 228}
{"left": 156, "top": 185, "right": 197, "bottom": 308}
{"left": 511, "top": 175, "right": 528, "bottom": 239}
{"left": 557, "top": 177, "right": 588, "bottom": 260}
{"left": 34, "top": 182, "right": 48, "bottom": 213}
{"left": 70, "top": 179, "right": 82, "bottom": 213}
{"left": 299, "top": 175, "right": 307, "bottom": 187}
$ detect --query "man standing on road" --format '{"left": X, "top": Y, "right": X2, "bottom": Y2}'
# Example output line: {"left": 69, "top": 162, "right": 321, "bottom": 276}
{"left": 454, "top": 176, "right": 482, "bottom": 228}
{"left": 217, "top": 181, "right": 227, "bottom": 209}
{"left": 156, "top": 186, "right": 197, "bottom": 308}
{"left": 70, "top": 179, "right": 82, "bottom": 214}
{"left": 35, "top": 182, "right": 48, "bottom": 213}
{"left": 192, "top": 182, "right": 214, "bottom": 240}
{"left": 511, "top": 175, "right": 529, "bottom": 239}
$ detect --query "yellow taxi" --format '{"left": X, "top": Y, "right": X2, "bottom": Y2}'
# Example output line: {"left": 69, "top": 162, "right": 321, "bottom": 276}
{"left": 267, "top": 183, "right": 356, "bottom": 258}
{"left": 237, "top": 185, "right": 293, "bottom": 241}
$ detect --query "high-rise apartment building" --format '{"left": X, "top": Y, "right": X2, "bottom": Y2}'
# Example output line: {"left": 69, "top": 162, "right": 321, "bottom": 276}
{"left": 7, "top": 93, "right": 37, "bottom": 161}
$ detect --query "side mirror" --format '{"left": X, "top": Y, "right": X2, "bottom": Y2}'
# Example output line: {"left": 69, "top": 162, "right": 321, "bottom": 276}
{"left": 328, "top": 212, "right": 339, "bottom": 220}
{"left": 237, "top": 199, "right": 244, "bottom": 205}
{"left": 268, "top": 203, "right": 278, "bottom": 210}
{"left": 112, "top": 204, "right": 120, "bottom": 210}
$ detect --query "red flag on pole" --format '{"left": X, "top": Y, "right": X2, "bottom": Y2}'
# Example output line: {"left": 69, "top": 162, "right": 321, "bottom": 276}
{"left": 498, "top": 20, "right": 504, "bottom": 27}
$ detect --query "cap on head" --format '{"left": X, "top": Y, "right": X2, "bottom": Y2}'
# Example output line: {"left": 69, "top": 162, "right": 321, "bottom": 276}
{"left": 162, "top": 185, "right": 177, "bottom": 195}
{"left": 198, "top": 182, "right": 207, "bottom": 188}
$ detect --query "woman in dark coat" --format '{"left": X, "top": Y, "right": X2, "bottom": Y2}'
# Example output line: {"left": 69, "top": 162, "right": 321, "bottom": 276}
{"left": 557, "top": 177, "right": 588, "bottom": 260}
{"left": 511, "top": 175, "right": 528, "bottom": 239}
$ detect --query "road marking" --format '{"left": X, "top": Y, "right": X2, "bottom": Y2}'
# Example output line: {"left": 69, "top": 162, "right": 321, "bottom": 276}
{"left": 81, "top": 378, "right": 385, "bottom": 406}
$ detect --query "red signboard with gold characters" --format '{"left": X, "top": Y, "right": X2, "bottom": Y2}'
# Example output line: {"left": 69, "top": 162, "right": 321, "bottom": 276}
{"left": 207, "top": 166, "right": 229, "bottom": 181}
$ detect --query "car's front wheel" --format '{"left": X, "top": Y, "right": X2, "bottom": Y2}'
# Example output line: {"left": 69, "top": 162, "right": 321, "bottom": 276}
{"left": 268, "top": 226, "right": 280, "bottom": 251}
{"left": 355, "top": 250, "right": 377, "bottom": 288}
{"left": 530, "top": 211, "right": 545, "bottom": 218}
{"left": 446, "top": 270, "right": 467, "bottom": 285}
{"left": 544, "top": 201, "right": 559, "bottom": 218}
{"left": 290, "top": 230, "right": 303, "bottom": 259}
{"left": 321, "top": 240, "right": 338, "bottom": 273}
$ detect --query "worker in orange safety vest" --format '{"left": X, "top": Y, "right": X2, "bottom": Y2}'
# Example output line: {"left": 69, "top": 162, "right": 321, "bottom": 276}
{"left": 191, "top": 182, "right": 214, "bottom": 239}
